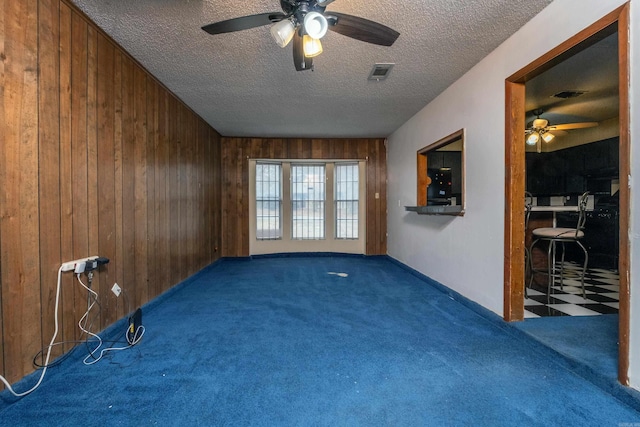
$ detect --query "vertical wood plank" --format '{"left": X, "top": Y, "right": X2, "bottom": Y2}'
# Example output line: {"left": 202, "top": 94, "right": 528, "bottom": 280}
{"left": 120, "top": 55, "right": 136, "bottom": 310}
{"left": 38, "top": 0, "right": 62, "bottom": 360}
{"left": 374, "top": 139, "right": 387, "bottom": 254}
{"left": 366, "top": 140, "right": 377, "bottom": 254}
{"left": 70, "top": 11, "right": 89, "bottom": 340}
{"left": 212, "top": 130, "right": 222, "bottom": 257}
{"left": 58, "top": 1, "right": 75, "bottom": 350}
{"left": 235, "top": 141, "right": 245, "bottom": 256}
{"left": 96, "top": 33, "right": 116, "bottom": 328}
{"left": 289, "top": 139, "right": 301, "bottom": 159}
{"left": 249, "top": 138, "right": 261, "bottom": 161}
{"left": 113, "top": 49, "right": 125, "bottom": 321}
{"left": 346, "top": 139, "right": 359, "bottom": 159}
{"left": 201, "top": 121, "right": 212, "bottom": 265}
{"left": 272, "top": 138, "right": 285, "bottom": 159}
{"left": 197, "top": 119, "right": 206, "bottom": 267}
{"left": 240, "top": 142, "right": 250, "bottom": 256}
{"left": 155, "top": 89, "right": 170, "bottom": 293}
{"left": 86, "top": 25, "right": 100, "bottom": 321}
{"left": 133, "top": 64, "right": 148, "bottom": 308}
{"left": 168, "top": 96, "right": 181, "bottom": 284}
{"left": 146, "top": 78, "right": 158, "bottom": 299}
{"left": 0, "top": 0, "right": 40, "bottom": 381}
{"left": 221, "top": 140, "right": 230, "bottom": 256}
{"left": 178, "top": 105, "right": 187, "bottom": 274}
{"left": 184, "top": 112, "right": 194, "bottom": 274}
{"left": 311, "top": 139, "right": 324, "bottom": 159}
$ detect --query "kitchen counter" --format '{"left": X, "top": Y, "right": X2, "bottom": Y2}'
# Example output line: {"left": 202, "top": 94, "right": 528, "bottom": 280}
{"left": 405, "top": 205, "right": 464, "bottom": 216}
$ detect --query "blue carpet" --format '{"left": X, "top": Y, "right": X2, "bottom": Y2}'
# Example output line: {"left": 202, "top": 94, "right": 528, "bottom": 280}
{"left": 1, "top": 256, "right": 639, "bottom": 426}
{"left": 515, "top": 314, "right": 619, "bottom": 376}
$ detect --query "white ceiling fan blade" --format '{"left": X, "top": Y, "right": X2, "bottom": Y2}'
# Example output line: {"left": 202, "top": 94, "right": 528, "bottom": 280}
{"left": 549, "top": 129, "right": 568, "bottom": 136}
{"left": 548, "top": 122, "right": 598, "bottom": 131}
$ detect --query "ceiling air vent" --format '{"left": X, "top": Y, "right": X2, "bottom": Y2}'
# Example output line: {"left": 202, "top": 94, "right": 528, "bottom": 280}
{"left": 368, "top": 63, "right": 394, "bottom": 81}
{"left": 552, "top": 90, "right": 586, "bottom": 99}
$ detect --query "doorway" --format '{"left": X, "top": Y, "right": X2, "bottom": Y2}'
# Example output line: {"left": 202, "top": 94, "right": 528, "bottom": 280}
{"left": 503, "top": 4, "right": 630, "bottom": 384}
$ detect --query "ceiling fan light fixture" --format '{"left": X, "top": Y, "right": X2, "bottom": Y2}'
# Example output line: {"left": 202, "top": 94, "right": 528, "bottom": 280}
{"left": 526, "top": 132, "right": 540, "bottom": 146}
{"left": 542, "top": 132, "right": 555, "bottom": 143}
{"left": 304, "top": 12, "right": 328, "bottom": 39}
{"left": 532, "top": 118, "right": 548, "bottom": 129}
{"left": 270, "top": 19, "right": 296, "bottom": 48}
{"left": 303, "top": 35, "right": 323, "bottom": 57}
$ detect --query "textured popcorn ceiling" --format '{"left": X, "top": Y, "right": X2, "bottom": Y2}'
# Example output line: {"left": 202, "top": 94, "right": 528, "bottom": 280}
{"left": 70, "top": 0, "right": 554, "bottom": 138}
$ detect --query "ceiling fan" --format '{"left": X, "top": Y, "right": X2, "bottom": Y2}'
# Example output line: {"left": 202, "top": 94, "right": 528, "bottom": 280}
{"left": 201, "top": 0, "right": 400, "bottom": 71}
{"left": 525, "top": 109, "right": 598, "bottom": 153}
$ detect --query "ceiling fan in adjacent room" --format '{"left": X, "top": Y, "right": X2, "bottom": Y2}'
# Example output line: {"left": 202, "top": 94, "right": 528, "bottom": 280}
{"left": 525, "top": 109, "right": 598, "bottom": 153}
{"left": 201, "top": 0, "right": 400, "bottom": 71}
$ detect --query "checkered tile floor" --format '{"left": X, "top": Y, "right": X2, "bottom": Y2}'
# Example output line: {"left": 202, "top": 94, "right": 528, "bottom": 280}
{"left": 524, "top": 263, "right": 620, "bottom": 318}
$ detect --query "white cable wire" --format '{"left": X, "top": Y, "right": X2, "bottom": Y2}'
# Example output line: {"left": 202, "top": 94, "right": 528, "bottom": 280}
{"left": 0, "top": 266, "right": 64, "bottom": 397}
{"left": 75, "top": 274, "right": 145, "bottom": 365}
{"left": 82, "top": 326, "right": 145, "bottom": 365}
{"left": 0, "top": 267, "right": 145, "bottom": 396}
{"left": 76, "top": 274, "right": 104, "bottom": 365}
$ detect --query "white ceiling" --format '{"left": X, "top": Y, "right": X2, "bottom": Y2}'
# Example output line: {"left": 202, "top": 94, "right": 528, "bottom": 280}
{"left": 70, "top": 0, "right": 554, "bottom": 138}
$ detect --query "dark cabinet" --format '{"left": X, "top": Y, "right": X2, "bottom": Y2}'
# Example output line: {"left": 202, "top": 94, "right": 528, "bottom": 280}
{"left": 526, "top": 137, "right": 618, "bottom": 196}
{"left": 560, "top": 149, "right": 585, "bottom": 194}
{"left": 441, "top": 152, "right": 462, "bottom": 194}
{"left": 428, "top": 152, "right": 444, "bottom": 169}
{"left": 609, "top": 138, "right": 619, "bottom": 170}
{"left": 526, "top": 152, "right": 565, "bottom": 195}
{"left": 583, "top": 140, "right": 610, "bottom": 173}
{"left": 428, "top": 151, "right": 462, "bottom": 195}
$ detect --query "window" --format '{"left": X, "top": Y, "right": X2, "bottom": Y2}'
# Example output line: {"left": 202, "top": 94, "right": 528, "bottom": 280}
{"left": 250, "top": 160, "right": 366, "bottom": 255}
{"left": 256, "top": 162, "right": 282, "bottom": 240}
{"left": 291, "top": 164, "right": 325, "bottom": 239}
{"left": 335, "top": 163, "right": 359, "bottom": 239}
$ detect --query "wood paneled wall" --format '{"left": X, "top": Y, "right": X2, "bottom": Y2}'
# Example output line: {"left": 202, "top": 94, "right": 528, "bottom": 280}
{"left": 221, "top": 138, "right": 387, "bottom": 257}
{"left": 0, "top": 0, "right": 222, "bottom": 385}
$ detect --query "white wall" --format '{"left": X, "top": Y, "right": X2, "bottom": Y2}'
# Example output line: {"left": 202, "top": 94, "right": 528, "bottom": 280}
{"left": 387, "top": 0, "right": 640, "bottom": 387}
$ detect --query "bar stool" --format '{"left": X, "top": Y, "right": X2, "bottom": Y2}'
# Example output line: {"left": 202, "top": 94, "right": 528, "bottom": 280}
{"left": 524, "top": 192, "right": 533, "bottom": 299}
{"left": 528, "top": 192, "right": 589, "bottom": 301}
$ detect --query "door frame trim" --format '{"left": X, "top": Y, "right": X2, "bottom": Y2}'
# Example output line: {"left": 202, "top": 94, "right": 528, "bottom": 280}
{"left": 503, "top": 3, "right": 630, "bottom": 385}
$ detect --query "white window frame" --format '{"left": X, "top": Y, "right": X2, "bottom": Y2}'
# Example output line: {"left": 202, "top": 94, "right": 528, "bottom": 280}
{"left": 334, "top": 162, "right": 359, "bottom": 240}
{"left": 249, "top": 159, "right": 366, "bottom": 255}
{"left": 255, "top": 162, "right": 283, "bottom": 240}
{"left": 291, "top": 163, "right": 326, "bottom": 240}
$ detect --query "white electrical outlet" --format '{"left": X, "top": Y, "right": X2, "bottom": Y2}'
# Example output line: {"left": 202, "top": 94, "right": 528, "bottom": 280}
{"left": 111, "top": 283, "right": 122, "bottom": 297}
